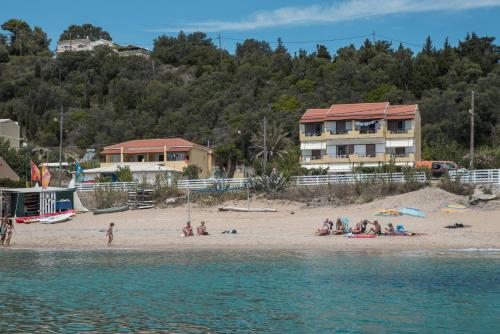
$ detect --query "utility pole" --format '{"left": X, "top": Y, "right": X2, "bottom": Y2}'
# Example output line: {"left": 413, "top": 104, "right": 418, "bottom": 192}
{"left": 469, "top": 90, "right": 475, "bottom": 170}
{"left": 372, "top": 31, "right": 376, "bottom": 50}
{"left": 263, "top": 117, "right": 267, "bottom": 174}
{"left": 217, "top": 32, "right": 223, "bottom": 67}
{"left": 58, "top": 106, "right": 64, "bottom": 187}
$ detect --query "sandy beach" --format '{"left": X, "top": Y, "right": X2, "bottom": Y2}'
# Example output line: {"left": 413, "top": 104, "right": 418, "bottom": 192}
{"left": 5, "top": 187, "right": 500, "bottom": 251}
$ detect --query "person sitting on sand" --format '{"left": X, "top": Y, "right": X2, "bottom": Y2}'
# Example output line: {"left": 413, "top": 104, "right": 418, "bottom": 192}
{"left": 183, "top": 221, "right": 193, "bottom": 237}
{"left": 197, "top": 221, "right": 209, "bottom": 235}
{"left": 368, "top": 220, "right": 382, "bottom": 235}
{"left": 331, "top": 218, "right": 344, "bottom": 235}
{"left": 352, "top": 220, "right": 368, "bottom": 234}
{"left": 106, "top": 222, "right": 115, "bottom": 246}
{"left": 385, "top": 223, "right": 395, "bottom": 235}
{"left": 315, "top": 220, "right": 331, "bottom": 236}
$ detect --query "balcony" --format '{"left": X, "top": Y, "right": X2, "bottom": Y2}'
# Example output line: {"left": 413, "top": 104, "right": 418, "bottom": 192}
{"left": 299, "top": 131, "right": 328, "bottom": 141}
{"left": 349, "top": 153, "right": 386, "bottom": 163}
{"left": 386, "top": 129, "right": 415, "bottom": 139}
{"left": 393, "top": 153, "right": 415, "bottom": 163}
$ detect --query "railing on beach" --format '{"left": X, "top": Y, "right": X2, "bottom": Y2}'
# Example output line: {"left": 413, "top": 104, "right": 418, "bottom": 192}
{"left": 449, "top": 169, "right": 500, "bottom": 184}
{"left": 76, "top": 182, "right": 138, "bottom": 192}
{"left": 75, "top": 169, "right": 500, "bottom": 193}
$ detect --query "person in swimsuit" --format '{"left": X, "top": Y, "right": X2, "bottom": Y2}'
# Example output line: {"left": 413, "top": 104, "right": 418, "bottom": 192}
{"left": 106, "top": 222, "right": 115, "bottom": 246}
{"left": 183, "top": 221, "right": 193, "bottom": 237}
{"left": 368, "top": 220, "right": 382, "bottom": 235}
{"left": 4, "top": 219, "right": 14, "bottom": 247}
{"left": 352, "top": 220, "right": 368, "bottom": 234}
{"left": 316, "top": 219, "right": 331, "bottom": 236}
{"left": 197, "top": 221, "right": 209, "bottom": 235}
{"left": 385, "top": 223, "right": 395, "bottom": 235}
{"left": 0, "top": 217, "right": 7, "bottom": 246}
{"left": 332, "top": 218, "right": 344, "bottom": 235}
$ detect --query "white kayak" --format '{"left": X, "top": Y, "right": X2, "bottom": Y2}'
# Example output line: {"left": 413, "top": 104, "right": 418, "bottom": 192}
{"left": 38, "top": 212, "right": 75, "bottom": 224}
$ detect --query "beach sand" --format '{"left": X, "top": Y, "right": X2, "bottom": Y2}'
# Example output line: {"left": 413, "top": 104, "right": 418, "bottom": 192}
{"left": 7, "top": 187, "right": 500, "bottom": 251}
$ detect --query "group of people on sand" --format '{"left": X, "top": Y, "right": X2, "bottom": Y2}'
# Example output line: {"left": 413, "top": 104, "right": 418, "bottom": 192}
{"left": 182, "top": 221, "right": 209, "bottom": 237}
{"left": 0, "top": 217, "right": 14, "bottom": 247}
{"left": 316, "top": 218, "right": 395, "bottom": 236}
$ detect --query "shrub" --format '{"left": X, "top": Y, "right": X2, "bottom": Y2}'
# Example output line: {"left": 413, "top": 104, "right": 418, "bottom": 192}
{"left": 182, "top": 165, "right": 202, "bottom": 179}
{"left": 94, "top": 189, "right": 128, "bottom": 209}
{"left": 116, "top": 166, "right": 133, "bottom": 182}
{"left": 437, "top": 176, "right": 474, "bottom": 196}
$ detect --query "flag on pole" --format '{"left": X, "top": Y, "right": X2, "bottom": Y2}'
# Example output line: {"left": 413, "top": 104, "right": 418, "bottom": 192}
{"left": 31, "top": 161, "right": 41, "bottom": 182}
{"left": 41, "top": 164, "right": 51, "bottom": 189}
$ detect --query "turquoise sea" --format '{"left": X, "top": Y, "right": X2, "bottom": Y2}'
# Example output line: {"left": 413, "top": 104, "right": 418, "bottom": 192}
{"left": 0, "top": 250, "right": 499, "bottom": 333}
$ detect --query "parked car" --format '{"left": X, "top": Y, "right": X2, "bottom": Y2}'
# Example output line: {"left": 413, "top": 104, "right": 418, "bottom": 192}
{"left": 416, "top": 160, "right": 461, "bottom": 178}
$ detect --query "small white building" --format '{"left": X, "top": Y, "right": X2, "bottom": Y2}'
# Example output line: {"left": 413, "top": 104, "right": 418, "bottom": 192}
{"left": 56, "top": 38, "right": 116, "bottom": 54}
{"left": 82, "top": 162, "right": 180, "bottom": 184}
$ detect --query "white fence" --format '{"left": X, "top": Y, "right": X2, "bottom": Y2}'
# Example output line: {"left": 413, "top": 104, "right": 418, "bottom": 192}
{"left": 76, "top": 182, "right": 138, "bottom": 192}
{"left": 75, "top": 169, "right": 500, "bottom": 193}
{"left": 449, "top": 169, "right": 500, "bottom": 184}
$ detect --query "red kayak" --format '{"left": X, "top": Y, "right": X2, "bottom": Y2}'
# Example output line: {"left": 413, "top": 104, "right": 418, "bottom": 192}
{"left": 16, "top": 210, "right": 76, "bottom": 223}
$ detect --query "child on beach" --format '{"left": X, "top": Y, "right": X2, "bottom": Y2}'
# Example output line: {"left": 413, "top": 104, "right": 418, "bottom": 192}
{"left": 106, "top": 223, "right": 115, "bottom": 246}
{"left": 3, "top": 219, "right": 14, "bottom": 247}
{"left": 385, "top": 223, "right": 395, "bottom": 235}
{"left": 0, "top": 217, "right": 7, "bottom": 246}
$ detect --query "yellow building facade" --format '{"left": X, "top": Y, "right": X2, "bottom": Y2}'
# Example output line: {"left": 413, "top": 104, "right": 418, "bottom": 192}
{"left": 299, "top": 102, "right": 421, "bottom": 172}
{"left": 101, "top": 138, "right": 214, "bottom": 178}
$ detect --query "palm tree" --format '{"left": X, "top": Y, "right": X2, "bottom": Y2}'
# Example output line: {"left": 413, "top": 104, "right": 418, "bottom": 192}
{"left": 249, "top": 120, "right": 291, "bottom": 163}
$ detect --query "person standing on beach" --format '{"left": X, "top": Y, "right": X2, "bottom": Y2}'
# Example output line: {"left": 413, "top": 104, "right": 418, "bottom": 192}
{"left": 0, "top": 217, "right": 7, "bottom": 246}
{"left": 106, "top": 223, "right": 115, "bottom": 246}
{"left": 3, "top": 219, "right": 14, "bottom": 247}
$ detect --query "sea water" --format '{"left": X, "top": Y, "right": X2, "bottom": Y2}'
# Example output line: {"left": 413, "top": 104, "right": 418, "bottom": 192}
{"left": 0, "top": 250, "right": 499, "bottom": 333}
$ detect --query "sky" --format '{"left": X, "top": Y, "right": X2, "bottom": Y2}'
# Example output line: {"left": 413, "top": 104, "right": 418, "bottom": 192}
{"left": 1, "top": 0, "right": 500, "bottom": 54}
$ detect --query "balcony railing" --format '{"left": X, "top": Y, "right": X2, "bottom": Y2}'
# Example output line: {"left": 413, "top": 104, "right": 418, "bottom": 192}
{"left": 304, "top": 132, "right": 323, "bottom": 137}
{"left": 358, "top": 128, "right": 377, "bottom": 134}
{"left": 389, "top": 129, "right": 409, "bottom": 134}
{"left": 329, "top": 129, "right": 349, "bottom": 135}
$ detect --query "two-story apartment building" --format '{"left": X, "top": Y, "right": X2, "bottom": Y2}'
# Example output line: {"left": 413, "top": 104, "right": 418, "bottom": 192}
{"left": 299, "top": 102, "right": 421, "bottom": 172}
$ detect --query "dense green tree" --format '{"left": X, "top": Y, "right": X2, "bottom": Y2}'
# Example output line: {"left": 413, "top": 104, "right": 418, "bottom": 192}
{"left": 59, "top": 24, "right": 112, "bottom": 41}
{"left": 1, "top": 19, "right": 50, "bottom": 55}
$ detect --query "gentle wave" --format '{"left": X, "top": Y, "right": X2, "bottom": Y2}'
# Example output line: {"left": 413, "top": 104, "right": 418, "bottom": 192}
{"left": 448, "top": 248, "right": 500, "bottom": 252}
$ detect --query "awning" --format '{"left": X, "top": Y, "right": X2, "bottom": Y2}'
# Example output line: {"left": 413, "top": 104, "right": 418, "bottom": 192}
{"left": 386, "top": 139, "right": 414, "bottom": 147}
{"left": 300, "top": 141, "right": 326, "bottom": 150}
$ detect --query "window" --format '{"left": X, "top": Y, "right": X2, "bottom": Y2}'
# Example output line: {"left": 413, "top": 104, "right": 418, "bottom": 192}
{"left": 337, "top": 145, "right": 354, "bottom": 157}
{"left": 356, "top": 120, "right": 378, "bottom": 134}
{"left": 137, "top": 155, "right": 144, "bottom": 162}
{"left": 111, "top": 154, "right": 121, "bottom": 163}
{"left": 395, "top": 147, "right": 406, "bottom": 157}
{"left": 388, "top": 120, "right": 406, "bottom": 133}
{"left": 304, "top": 123, "right": 323, "bottom": 137}
{"left": 167, "top": 152, "right": 187, "bottom": 161}
{"left": 158, "top": 154, "right": 164, "bottom": 162}
{"left": 335, "top": 121, "right": 348, "bottom": 134}
{"left": 366, "top": 144, "right": 376, "bottom": 157}
{"left": 311, "top": 149, "right": 322, "bottom": 160}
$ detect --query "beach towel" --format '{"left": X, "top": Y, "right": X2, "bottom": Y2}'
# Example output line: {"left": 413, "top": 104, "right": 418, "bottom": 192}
{"left": 441, "top": 203, "right": 468, "bottom": 213}
{"left": 399, "top": 208, "right": 426, "bottom": 218}
{"left": 375, "top": 209, "right": 402, "bottom": 217}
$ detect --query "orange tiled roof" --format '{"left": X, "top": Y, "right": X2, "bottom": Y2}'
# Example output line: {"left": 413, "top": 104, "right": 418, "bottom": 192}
{"left": 101, "top": 138, "right": 209, "bottom": 155}
{"left": 300, "top": 102, "right": 417, "bottom": 123}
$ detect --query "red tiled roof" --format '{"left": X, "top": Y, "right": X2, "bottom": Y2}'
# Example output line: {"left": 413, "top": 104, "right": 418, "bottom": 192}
{"left": 300, "top": 102, "right": 416, "bottom": 123}
{"left": 386, "top": 104, "right": 418, "bottom": 120}
{"left": 101, "top": 138, "right": 209, "bottom": 155}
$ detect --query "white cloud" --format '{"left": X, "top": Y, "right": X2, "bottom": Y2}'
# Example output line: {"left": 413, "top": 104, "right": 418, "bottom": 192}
{"left": 150, "top": 0, "right": 500, "bottom": 32}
